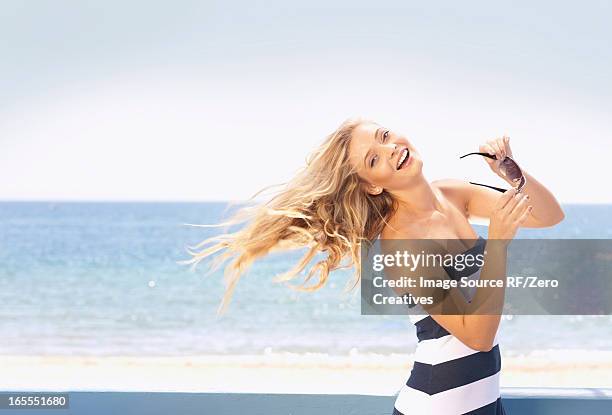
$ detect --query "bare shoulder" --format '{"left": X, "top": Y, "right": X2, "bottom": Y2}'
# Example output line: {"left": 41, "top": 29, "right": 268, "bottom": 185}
{"left": 431, "top": 178, "right": 471, "bottom": 217}
{"left": 431, "top": 178, "right": 469, "bottom": 194}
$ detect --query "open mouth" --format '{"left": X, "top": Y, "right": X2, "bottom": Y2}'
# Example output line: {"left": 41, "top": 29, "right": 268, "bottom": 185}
{"left": 396, "top": 148, "right": 410, "bottom": 170}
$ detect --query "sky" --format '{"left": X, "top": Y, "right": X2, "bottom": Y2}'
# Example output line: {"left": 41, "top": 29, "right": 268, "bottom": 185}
{"left": 1, "top": 0, "right": 610, "bottom": 203}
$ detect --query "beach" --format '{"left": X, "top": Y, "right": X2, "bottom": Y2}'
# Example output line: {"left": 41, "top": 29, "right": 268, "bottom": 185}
{"left": 3, "top": 351, "right": 612, "bottom": 394}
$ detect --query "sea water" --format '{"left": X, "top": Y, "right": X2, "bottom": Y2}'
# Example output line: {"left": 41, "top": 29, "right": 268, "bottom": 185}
{"left": 0, "top": 202, "right": 611, "bottom": 356}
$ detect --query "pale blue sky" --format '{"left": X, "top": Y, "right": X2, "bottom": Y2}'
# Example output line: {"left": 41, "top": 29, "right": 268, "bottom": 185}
{"left": 1, "top": 1, "right": 610, "bottom": 202}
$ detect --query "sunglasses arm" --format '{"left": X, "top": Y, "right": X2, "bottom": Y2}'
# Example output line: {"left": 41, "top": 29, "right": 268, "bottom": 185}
{"left": 468, "top": 182, "right": 508, "bottom": 193}
{"left": 459, "top": 152, "right": 498, "bottom": 160}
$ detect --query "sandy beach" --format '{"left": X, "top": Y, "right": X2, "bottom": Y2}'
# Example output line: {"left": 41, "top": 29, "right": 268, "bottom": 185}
{"left": 3, "top": 351, "right": 611, "bottom": 394}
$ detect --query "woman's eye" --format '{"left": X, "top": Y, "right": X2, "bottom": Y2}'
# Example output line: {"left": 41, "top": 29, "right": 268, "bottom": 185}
{"left": 370, "top": 156, "right": 378, "bottom": 168}
{"left": 383, "top": 131, "right": 389, "bottom": 141}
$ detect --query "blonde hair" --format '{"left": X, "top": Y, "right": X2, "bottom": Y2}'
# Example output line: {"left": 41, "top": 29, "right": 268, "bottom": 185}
{"left": 184, "top": 117, "right": 397, "bottom": 313}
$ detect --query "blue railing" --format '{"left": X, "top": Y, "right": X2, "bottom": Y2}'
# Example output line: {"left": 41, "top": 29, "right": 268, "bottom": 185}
{"left": 1, "top": 388, "right": 611, "bottom": 414}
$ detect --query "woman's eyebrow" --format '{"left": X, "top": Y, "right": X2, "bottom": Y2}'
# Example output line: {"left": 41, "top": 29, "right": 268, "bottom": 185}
{"left": 363, "top": 127, "right": 382, "bottom": 168}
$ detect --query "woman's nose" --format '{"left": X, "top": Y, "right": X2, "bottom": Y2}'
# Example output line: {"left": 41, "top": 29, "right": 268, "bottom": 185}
{"left": 382, "top": 143, "right": 398, "bottom": 157}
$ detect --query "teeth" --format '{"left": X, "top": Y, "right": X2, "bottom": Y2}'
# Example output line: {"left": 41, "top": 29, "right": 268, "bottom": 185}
{"left": 397, "top": 149, "right": 408, "bottom": 168}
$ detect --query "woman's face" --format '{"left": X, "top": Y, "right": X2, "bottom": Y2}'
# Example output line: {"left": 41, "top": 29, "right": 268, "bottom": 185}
{"left": 348, "top": 122, "right": 423, "bottom": 195}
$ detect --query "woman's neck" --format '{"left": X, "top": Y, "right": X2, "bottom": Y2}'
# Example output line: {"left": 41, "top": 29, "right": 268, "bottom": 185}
{"left": 394, "top": 175, "right": 443, "bottom": 219}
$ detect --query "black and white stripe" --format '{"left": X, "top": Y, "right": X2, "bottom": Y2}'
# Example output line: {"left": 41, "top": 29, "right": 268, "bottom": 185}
{"left": 393, "top": 237, "right": 506, "bottom": 414}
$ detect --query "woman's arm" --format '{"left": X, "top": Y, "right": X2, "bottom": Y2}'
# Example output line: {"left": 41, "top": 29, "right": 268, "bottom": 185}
{"left": 427, "top": 189, "right": 530, "bottom": 351}
{"left": 463, "top": 136, "right": 565, "bottom": 228}
{"left": 429, "top": 241, "right": 508, "bottom": 351}
{"left": 466, "top": 172, "right": 564, "bottom": 228}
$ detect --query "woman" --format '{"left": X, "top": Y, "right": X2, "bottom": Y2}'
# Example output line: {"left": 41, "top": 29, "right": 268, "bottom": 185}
{"left": 187, "top": 118, "right": 564, "bottom": 414}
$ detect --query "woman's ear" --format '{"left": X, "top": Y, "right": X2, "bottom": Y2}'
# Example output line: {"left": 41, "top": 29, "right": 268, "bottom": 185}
{"left": 366, "top": 183, "right": 383, "bottom": 196}
{"left": 359, "top": 179, "right": 383, "bottom": 196}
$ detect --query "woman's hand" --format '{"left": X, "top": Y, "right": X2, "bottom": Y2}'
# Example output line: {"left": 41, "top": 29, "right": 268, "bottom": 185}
{"left": 488, "top": 188, "right": 532, "bottom": 241}
{"left": 479, "top": 136, "right": 514, "bottom": 181}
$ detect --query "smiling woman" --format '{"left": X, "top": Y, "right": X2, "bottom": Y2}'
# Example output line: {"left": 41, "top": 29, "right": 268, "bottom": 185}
{"left": 186, "top": 117, "right": 564, "bottom": 414}
{"left": 348, "top": 124, "right": 424, "bottom": 198}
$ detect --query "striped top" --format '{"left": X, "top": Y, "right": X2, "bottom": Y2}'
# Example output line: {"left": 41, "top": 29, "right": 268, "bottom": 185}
{"left": 393, "top": 237, "right": 506, "bottom": 415}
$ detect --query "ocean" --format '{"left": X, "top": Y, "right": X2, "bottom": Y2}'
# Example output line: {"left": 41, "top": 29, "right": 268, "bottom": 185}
{"left": 1, "top": 202, "right": 611, "bottom": 357}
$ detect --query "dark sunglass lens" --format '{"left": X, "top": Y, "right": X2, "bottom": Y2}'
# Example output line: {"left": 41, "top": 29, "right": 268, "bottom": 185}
{"left": 518, "top": 175, "right": 527, "bottom": 191}
{"left": 500, "top": 158, "right": 522, "bottom": 181}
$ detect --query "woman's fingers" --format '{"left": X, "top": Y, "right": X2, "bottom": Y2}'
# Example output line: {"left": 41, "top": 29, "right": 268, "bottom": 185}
{"left": 496, "top": 188, "right": 518, "bottom": 210}
{"left": 480, "top": 143, "right": 497, "bottom": 165}
{"left": 488, "top": 188, "right": 530, "bottom": 240}
{"left": 503, "top": 191, "right": 524, "bottom": 215}
{"left": 488, "top": 139, "right": 504, "bottom": 160}
{"left": 498, "top": 138, "right": 507, "bottom": 159}
{"left": 502, "top": 136, "right": 512, "bottom": 158}
{"left": 487, "top": 140, "right": 500, "bottom": 159}
{"left": 516, "top": 205, "right": 533, "bottom": 225}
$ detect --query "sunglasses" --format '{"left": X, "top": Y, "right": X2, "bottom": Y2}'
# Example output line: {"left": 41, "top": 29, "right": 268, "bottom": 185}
{"left": 459, "top": 152, "right": 526, "bottom": 193}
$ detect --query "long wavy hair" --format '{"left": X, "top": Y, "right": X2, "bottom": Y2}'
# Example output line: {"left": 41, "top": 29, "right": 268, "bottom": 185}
{"left": 184, "top": 117, "right": 397, "bottom": 313}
